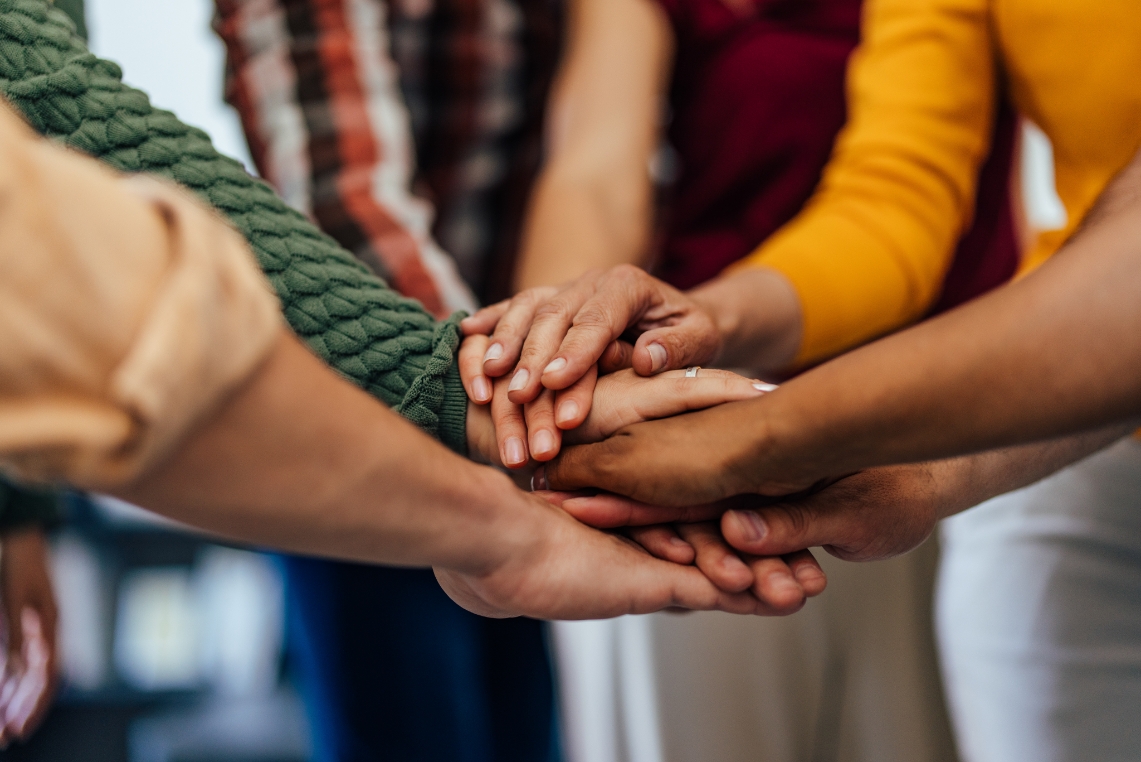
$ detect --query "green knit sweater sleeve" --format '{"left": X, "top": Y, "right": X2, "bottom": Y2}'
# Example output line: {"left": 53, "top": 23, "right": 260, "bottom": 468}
{"left": 0, "top": 0, "right": 468, "bottom": 454}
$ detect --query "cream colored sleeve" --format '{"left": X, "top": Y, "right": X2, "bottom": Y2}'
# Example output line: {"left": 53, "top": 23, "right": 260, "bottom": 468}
{"left": 0, "top": 104, "right": 282, "bottom": 490}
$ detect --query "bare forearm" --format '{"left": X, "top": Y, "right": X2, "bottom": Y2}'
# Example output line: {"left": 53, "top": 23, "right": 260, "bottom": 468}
{"left": 688, "top": 267, "right": 804, "bottom": 375}
{"left": 757, "top": 149, "right": 1141, "bottom": 483}
{"left": 515, "top": 170, "right": 652, "bottom": 289}
{"left": 117, "top": 334, "right": 530, "bottom": 575}
{"left": 938, "top": 424, "right": 1135, "bottom": 518}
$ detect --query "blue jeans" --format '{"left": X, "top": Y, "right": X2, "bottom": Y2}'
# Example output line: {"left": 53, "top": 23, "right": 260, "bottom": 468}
{"left": 282, "top": 558, "right": 559, "bottom": 762}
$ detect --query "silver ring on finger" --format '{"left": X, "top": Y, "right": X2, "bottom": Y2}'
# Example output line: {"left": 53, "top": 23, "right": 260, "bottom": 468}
{"left": 685, "top": 366, "right": 701, "bottom": 378}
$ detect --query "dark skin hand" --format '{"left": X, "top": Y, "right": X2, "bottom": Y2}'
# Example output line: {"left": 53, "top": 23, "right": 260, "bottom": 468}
{"left": 541, "top": 146, "right": 1141, "bottom": 503}
{"left": 551, "top": 425, "right": 1133, "bottom": 564}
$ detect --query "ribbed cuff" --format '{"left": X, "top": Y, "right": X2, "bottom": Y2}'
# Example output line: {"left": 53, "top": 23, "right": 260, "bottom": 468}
{"left": 438, "top": 360, "right": 469, "bottom": 457}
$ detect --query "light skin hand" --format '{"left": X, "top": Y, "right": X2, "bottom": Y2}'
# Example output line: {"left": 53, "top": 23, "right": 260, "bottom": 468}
{"left": 534, "top": 491, "right": 826, "bottom": 613}
{"left": 109, "top": 332, "right": 809, "bottom": 620}
{"left": 463, "top": 333, "right": 773, "bottom": 467}
{"left": 0, "top": 528, "right": 57, "bottom": 747}
{"left": 460, "top": 265, "right": 722, "bottom": 414}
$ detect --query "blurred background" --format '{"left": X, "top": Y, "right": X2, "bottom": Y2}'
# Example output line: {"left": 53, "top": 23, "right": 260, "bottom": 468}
{"left": 4, "top": 2, "right": 1071, "bottom": 761}
{"left": 8, "top": 5, "right": 310, "bottom": 761}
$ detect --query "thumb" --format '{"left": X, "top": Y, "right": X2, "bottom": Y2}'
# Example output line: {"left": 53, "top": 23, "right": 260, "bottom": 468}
{"left": 722, "top": 500, "right": 861, "bottom": 558}
{"left": 632, "top": 313, "right": 720, "bottom": 376}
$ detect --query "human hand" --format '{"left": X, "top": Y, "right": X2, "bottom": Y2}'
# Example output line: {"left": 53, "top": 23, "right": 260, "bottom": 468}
{"left": 0, "top": 528, "right": 57, "bottom": 747}
{"left": 459, "top": 266, "right": 721, "bottom": 427}
{"left": 540, "top": 490, "right": 827, "bottom": 601}
{"left": 433, "top": 489, "right": 823, "bottom": 619}
{"left": 538, "top": 395, "right": 817, "bottom": 506}
{"left": 463, "top": 347, "right": 775, "bottom": 467}
{"left": 554, "top": 461, "right": 964, "bottom": 564}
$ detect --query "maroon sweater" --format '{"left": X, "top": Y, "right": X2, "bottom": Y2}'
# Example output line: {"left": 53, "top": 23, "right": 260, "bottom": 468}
{"left": 652, "top": 0, "right": 1018, "bottom": 315}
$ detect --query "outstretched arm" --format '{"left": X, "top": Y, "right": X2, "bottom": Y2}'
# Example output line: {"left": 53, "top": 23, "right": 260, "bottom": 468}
{"left": 545, "top": 142, "right": 1141, "bottom": 503}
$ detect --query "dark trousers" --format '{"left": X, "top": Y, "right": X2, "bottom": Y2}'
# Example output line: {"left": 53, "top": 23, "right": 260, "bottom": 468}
{"left": 282, "top": 557, "right": 560, "bottom": 762}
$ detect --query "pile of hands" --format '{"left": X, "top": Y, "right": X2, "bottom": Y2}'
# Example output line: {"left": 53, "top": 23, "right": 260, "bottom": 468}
{"left": 443, "top": 267, "right": 823, "bottom": 619}
{"left": 440, "top": 266, "right": 949, "bottom": 621}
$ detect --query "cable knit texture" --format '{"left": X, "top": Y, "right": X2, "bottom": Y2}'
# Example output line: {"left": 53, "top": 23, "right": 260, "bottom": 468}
{"left": 0, "top": 0, "right": 467, "bottom": 455}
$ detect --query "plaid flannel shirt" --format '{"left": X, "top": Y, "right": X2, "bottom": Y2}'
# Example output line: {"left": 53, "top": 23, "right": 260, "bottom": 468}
{"left": 213, "top": 0, "right": 561, "bottom": 311}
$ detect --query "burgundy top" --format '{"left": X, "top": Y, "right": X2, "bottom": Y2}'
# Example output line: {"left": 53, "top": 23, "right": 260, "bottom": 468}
{"left": 652, "top": 0, "right": 1018, "bottom": 315}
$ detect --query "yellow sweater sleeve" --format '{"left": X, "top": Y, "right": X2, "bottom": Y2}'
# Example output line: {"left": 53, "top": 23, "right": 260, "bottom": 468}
{"left": 736, "top": 0, "right": 997, "bottom": 365}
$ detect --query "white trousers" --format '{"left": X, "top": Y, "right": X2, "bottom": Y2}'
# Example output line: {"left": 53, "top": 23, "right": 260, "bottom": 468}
{"left": 555, "top": 538, "right": 958, "bottom": 762}
{"left": 937, "top": 438, "right": 1141, "bottom": 762}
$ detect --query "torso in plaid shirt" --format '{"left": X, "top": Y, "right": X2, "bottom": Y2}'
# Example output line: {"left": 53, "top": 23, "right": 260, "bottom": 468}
{"left": 214, "top": 0, "right": 562, "bottom": 314}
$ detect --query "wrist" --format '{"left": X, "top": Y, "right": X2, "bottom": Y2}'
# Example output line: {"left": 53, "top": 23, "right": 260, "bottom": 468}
{"left": 689, "top": 267, "right": 803, "bottom": 375}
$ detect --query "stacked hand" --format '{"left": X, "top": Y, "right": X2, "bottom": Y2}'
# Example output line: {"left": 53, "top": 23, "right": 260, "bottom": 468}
{"left": 455, "top": 266, "right": 832, "bottom": 614}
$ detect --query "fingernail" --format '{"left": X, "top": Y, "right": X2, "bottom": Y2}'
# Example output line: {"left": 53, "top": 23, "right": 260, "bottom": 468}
{"left": 472, "top": 376, "right": 491, "bottom": 403}
{"left": 795, "top": 565, "right": 825, "bottom": 585}
{"left": 669, "top": 536, "right": 689, "bottom": 548}
{"left": 508, "top": 368, "right": 530, "bottom": 393}
{"left": 556, "top": 399, "right": 579, "bottom": 426}
{"left": 731, "top": 510, "right": 767, "bottom": 543}
{"left": 753, "top": 382, "right": 779, "bottom": 392}
{"left": 531, "top": 466, "right": 548, "bottom": 491}
{"left": 484, "top": 343, "right": 504, "bottom": 362}
{"left": 544, "top": 357, "right": 567, "bottom": 374}
{"left": 648, "top": 342, "right": 667, "bottom": 373}
{"left": 532, "top": 429, "right": 556, "bottom": 457}
{"left": 768, "top": 572, "right": 802, "bottom": 595}
{"left": 505, "top": 437, "right": 526, "bottom": 465}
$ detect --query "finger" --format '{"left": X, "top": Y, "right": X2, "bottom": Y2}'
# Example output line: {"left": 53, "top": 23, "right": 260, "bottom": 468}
{"left": 459, "top": 334, "right": 493, "bottom": 404}
{"left": 557, "top": 493, "right": 725, "bottom": 528}
{"left": 554, "top": 365, "right": 597, "bottom": 430}
{"left": 783, "top": 548, "right": 827, "bottom": 597}
{"left": 460, "top": 299, "right": 510, "bottom": 336}
{"left": 484, "top": 286, "right": 560, "bottom": 378}
{"left": 626, "top": 525, "right": 694, "bottom": 565}
{"left": 631, "top": 368, "right": 770, "bottom": 420}
{"left": 535, "top": 264, "right": 662, "bottom": 391}
{"left": 632, "top": 313, "right": 721, "bottom": 376}
{"left": 677, "top": 523, "right": 754, "bottom": 594}
{"left": 509, "top": 277, "right": 607, "bottom": 403}
{"left": 598, "top": 340, "right": 635, "bottom": 375}
{"left": 722, "top": 501, "right": 852, "bottom": 557}
{"left": 492, "top": 375, "right": 529, "bottom": 467}
{"left": 525, "top": 388, "right": 562, "bottom": 462}
{"left": 743, "top": 555, "right": 809, "bottom": 614}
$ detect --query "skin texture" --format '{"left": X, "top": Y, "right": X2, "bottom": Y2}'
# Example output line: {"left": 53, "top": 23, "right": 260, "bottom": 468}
{"left": 0, "top": 528, "right": 57, "bottom": 747}
{"left": 114, "top": 332, "right": 824, "bottom": 619}
{"left": 554, "top": 425, "right": 1133, "bottom": 564}
{"left": 541, "top": 146, "right": 1141, "bottom": 504}
{"left": 461, "top": 0, "right": 808, "bottom": 457}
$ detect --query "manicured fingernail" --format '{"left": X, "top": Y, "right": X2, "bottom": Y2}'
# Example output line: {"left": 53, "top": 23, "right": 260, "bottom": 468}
{"left": 508, "top": 368, "right": 530, "bottom": 393}
{"left": 505, "top": 437, "right": 525, "bottom": 465}
{"left": 531, "top": 467, "right": 548, "bottom": 491}
{"left": 544, "top": 357, "right": 567, "bottom": 374}
{"left": 472, "top": 376, "right": 491, "bottom": 403}
{"left": 647, "top": 342, "right": 667, "bottom": 373}
{"left": 484, "top": 343, "right": 504, "bottom": 362}
{"left": 731, "top": 510, "right": 767, "bottom": 543}
{"left": 532, "top": 429, "right": 556, "bottom": 457}
{"left": 556, "top": 399, "right": 579, "bottom": 426}
{"left": 753, "top": 382, "right": 778, "bottom": 392}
